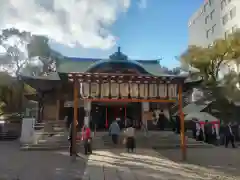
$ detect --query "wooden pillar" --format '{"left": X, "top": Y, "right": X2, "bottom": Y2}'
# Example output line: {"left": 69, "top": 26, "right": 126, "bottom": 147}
{"left": 37, "top": 92, "right": 44, "bottom": 123}
{"left": 72, "top": 78, "right": 79, "bottom": 159}
{"left": 105, "top": 107, "right": 108, "bottom": 128}
{"left": 124, "top": 107, "right": 127, "bottom": 127}
{"left": 37, "top": 101, "right": 41, "bottom": 123}
{"left": 178, "top": 84, "right": 187, "bottom": 160}
{"left": 56, "top": 100, "right": 60, "bottom": 121}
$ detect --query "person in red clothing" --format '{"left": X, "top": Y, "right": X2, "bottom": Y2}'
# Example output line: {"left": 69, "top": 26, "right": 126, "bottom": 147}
{"left": 82, "top": 125, "right": 92, "bottom": 155}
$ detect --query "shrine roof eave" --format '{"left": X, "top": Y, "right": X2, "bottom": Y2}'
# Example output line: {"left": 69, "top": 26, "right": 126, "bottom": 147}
{"left": 24, "top": 93, "right": 40, "bottom": 101}
{"left": 183, "top": 77, "right": 203, "bottom": 89}
{"left": 59, "top": 72, "right": 188, "bottom": 84}
{"left": 20, "top": 72, "right": 61, "bottom": 92}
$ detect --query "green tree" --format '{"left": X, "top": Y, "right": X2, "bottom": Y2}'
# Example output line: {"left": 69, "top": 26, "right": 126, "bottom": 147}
{"left": 0, "top": 28, "right": 59, "bottom": 113}
{"left": 227, "top": 30, "right": 240, "bottom": 73}
{"left": 181, "top": 30, "right": 240, "bottom": 122}
{"left": 222, "top": 72, "right": 240, "bottom": 101}
{"left": 181, "top": 39, "right": 230, "bottom": 85}
{"left": 0, "top": 28, "right": 57, "bottom": 77}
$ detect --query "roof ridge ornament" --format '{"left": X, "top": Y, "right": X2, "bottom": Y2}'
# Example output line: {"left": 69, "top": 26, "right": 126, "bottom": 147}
{"left": 109, "top": 46, "right": 128, "bottom": 61}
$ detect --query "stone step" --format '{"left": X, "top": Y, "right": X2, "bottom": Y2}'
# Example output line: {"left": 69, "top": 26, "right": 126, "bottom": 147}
{"left": 153, "top": 143, "right": 214, "bottom": 149}
{"left": 20, "top": 137, "right": 102, "bottom": 151}
{"left": 101, "top": 134, "right": 212, "bottom": 149}
{"left": 20, "top": 141, "right": 83, "bottom": 151}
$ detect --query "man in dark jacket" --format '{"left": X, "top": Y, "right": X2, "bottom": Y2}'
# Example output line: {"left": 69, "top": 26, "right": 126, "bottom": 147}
{"left": 224, "top": 122, "right": 236, "bottom": 148}
{"left": 232, "top": 122, "right": 239, "bottom": 141}
{"left": 204, "top": 120, "right": 212, "bottom": 144}
{"left": 175, "top": 116, "right": 180, "bottom": 134}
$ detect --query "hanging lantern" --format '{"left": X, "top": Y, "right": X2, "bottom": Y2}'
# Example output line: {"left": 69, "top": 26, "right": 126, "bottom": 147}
{"left": 81, "top": 82, "right": 90, "bottom": 98}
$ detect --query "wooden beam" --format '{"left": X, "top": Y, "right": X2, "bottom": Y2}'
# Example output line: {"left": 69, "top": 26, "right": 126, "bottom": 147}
{"left": 67, "top": 72, "right": 186, "bottom": 84}
{"left": 72, "top": 78, "right": 79, "bottom": 160}
{"left": 84, "top": 98, "right": 176, "bottom": 103}
{"left": 178, "top": 84, "right": 187, "bottom": 161}
{"left": 68, "top": 72, "right": 185, "bottom": 79}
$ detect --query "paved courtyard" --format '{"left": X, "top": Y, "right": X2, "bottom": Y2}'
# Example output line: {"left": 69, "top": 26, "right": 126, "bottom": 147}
{"left": 1, "top": 141, "right": 240, "bottom": 179}
{"left": 79, "top": 148, "right": 240, "bottom": 180}
{"left": 0, "top": 141, "right": 87, "bottom": 180}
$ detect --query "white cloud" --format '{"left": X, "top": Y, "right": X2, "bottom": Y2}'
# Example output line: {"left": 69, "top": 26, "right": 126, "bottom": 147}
{"left": 0, "top": 0, "right": 142, "bottom": 50}
{"left": 0, "top": 46, "right": 6, "bottom": 54}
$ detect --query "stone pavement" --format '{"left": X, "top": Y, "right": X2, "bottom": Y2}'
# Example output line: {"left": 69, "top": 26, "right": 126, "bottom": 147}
{"left": 79, "top": 148, "right": 240, "bottom": 180}
{"left": 1, "top": 140, "right": 240, "bottom": 179}
{"left": 0, "top": 141, "right": 87, "bottom": 180}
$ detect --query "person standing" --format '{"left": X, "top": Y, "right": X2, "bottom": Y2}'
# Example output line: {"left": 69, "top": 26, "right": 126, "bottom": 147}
{"left": 195, "top": 120, "right": 201, "bottom": 141}
{"left": 219, "top": 122, "right": 225, "bottom": 145}
{"left": 140, "top": 120, "right": 148, "bottom": 136}
{"left": 224, "top": 122, "right": 236, "bottom": 148}
{"left": 232, "top": 122, "right": 239, "bottom": 141}
{"left": 109, "top": 120, "right": 121, "bottom": 145}
{"left": 204, "top": 120, "right": 212, "bottom": 144}
{"left": 124, "top": 123, "right": 136, "bottom": 153}
{"left": 175, "top": 116, "right": 180, "bottom": 134}
{"left": 81, "top": 125, "right": 92, "bottom": 155}
{"left": 68, "top": 121, "right": 79, "bottom": 157}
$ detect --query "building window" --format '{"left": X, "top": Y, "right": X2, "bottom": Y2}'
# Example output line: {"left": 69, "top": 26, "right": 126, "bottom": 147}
{"left": 232, "top": 25, "right": 238, "bottom": 33}
{"left": 209, "top": 0, "right": 213, "bottom": 6}
{"left": 210, "top": 9, "right": 215, "bottom": 20}
{"left": 205, "top": 15, "right": 209, "bottom": 24}
{"left": 222, "top": 14, "right": 228, "bottom": 25}
{"left": 230, "top": 7, "right": 236, "bottom": 19}
{"left": 221, "top": 0, "right": 226, "bottom": 9}
{"left": 208, "top": 0, "right": 213, "bottom": 6}
{"left": 212, "top": 24, "right": 216, "bottom": 34}
{"left": 204, "top": 4, "right": 208, "bottom": 12}
{"left": 206, "top": 29, "right": 211, "bottom": 38}
{"left": 225, "top": 30, "right": 231, "bottom": 39}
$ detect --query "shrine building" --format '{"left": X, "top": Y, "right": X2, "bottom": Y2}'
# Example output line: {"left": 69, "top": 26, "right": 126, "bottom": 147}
{"left": 22, "top": 47, "right": 198, "bottom": 130}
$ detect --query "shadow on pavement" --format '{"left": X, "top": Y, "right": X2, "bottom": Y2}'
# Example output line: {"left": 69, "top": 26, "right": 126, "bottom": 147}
{"left": 82, "top": 148, "right": 240, "bottom": 180}
{"left": 154, "top": 147, "right": 240, "bottom": 179}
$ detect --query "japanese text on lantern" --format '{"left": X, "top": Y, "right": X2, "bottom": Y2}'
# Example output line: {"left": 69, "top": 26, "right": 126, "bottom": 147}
{"left": 80, "top": 82, "right": 177, "bottom": 99}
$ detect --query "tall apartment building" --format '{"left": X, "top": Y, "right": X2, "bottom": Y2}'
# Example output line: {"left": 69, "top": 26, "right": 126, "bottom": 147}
{"left": 188, "top": 0, "right": 240, "bottom": 77}
{"left": 188, "top": 0, "right": 240, "bottom": 47}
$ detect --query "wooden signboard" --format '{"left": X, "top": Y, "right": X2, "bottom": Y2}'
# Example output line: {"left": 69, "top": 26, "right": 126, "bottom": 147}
{"left": 142, "top": 111, "right": 153, "bottom": 121}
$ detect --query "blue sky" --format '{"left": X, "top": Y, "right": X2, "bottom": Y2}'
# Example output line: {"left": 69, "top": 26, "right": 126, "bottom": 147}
{"left": 51, "top": 0, "right": 203, "bottom": 69}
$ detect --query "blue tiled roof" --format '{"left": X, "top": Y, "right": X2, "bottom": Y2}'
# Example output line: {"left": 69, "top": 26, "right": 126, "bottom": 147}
{"left": 57, "top": 56, "right": 165, "bottom": 76}
{"left": 63, "top": 56, "right": 160, "bottom": 64}
{"left": 65, "top": 57, "right": 102, "bottom": 62}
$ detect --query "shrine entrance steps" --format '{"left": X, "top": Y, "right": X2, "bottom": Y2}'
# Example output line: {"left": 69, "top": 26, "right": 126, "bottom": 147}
{"left": 20, "top": 120, "right": 105, "bottom": 151}
{"left": 20, "top": 120, "right": 214, "bottom": 150}
{"left": 102, "top": 131, "right": 214, "bottom": 149}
